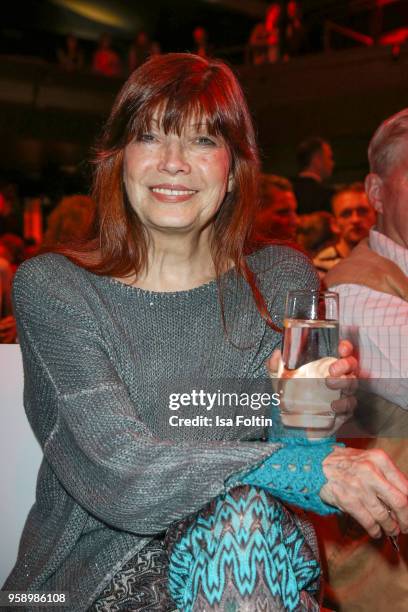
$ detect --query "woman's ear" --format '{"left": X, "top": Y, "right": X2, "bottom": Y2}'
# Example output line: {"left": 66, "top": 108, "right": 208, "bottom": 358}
{"left": 365, "top": 173, "right": 383, "bottom": 214}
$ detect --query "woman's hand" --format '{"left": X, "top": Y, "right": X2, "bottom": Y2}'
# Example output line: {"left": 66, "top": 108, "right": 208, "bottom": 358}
{"left": 326, "top": 340, "right": 358, "bottom": 417}
{"left": 320, "top": 446, "right": 408, "bottom": 538}
{"left": 266, "top": 340, "right": 358, "bottom": 377}
{"left": 328, "top": 339, "right": 358, "bottom": 377}
{"left": 266, "top": 340, "right": 358, "bottom": 417}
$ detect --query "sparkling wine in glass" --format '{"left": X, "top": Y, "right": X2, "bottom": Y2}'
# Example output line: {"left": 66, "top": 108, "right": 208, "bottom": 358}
{"left": 279, "top": 290, "right": 340, "bottom": 430}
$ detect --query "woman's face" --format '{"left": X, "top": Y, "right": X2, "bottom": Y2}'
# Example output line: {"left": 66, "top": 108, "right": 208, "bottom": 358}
{"left": 123, "top": 117, "right": 232, "bottom": 235}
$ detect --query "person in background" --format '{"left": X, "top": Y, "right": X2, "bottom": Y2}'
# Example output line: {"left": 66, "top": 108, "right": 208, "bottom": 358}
{"left": 22, "top": 237, "right": 40, "bottom": 261}
{"left": 313, "top": 183, "right": 376, "bottom": 277}
{"left": 296, "top": 211, "right": 334, "bottom": 256}
{"left": 283, "top": 0, "right": 305, "bottom": 59}
{"left": 0, "top": 256, "right": 16, "bottom": 343}
{"left": 292, "top": 137, "right": 335, "bottom": 214}
{"left": 318, "top": 108, "right": 408, "bottom": 612}
{"left": 57, "top": 34, "right": 84, "bottom": 72}
{"left": 0, "top": 230, "right": 28, "bottom": 342}
{"left": 128, "top": 31, "right": 160, "bottom": 72}
{"left": 252, "top": 174, "right": 299, "bottom": 242}
{"left": 192, "top": 26, "right": 211, "bottom": 58}
{"left": 248, "top": 3, "right": 281, "bottom": 65}
{"left": 0, "top": 184, "right": 22, "bottom": 237}
{"left": 42, "top": 195, "right": 96, "bottom": 246}
{"left": 92, "top": 32, "right": 122, "bottom": 77}
{"left": 264, "top": 3, "right": 281, "bottom": 63}
{"left": 0, "top": 233, "right": 25, "bottom": 274}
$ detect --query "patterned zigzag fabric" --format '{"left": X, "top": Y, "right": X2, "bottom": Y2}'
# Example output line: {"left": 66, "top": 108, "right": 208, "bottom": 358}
{"left": 89, "top": 539, "right": 175, "bottom": 611}
{"left": 166, "top": 485, "right": 321, "bottom": 611}
{"left": 90, "top": 486, "right": 321, "bottom": 611}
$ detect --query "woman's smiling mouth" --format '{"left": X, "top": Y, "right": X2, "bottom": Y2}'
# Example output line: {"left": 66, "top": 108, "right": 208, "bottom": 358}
{"left": 150, "top": 184, "right": 198, "bottom": 202}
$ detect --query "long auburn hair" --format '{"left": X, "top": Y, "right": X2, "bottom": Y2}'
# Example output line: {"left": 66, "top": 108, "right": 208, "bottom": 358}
{"left": 44, "top": 53, "right": 277, "bottom": 329}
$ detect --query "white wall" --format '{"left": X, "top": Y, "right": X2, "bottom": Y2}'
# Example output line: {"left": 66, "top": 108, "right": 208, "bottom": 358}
{"left": 0, "top": 345, "right": 42, "bottom": 586}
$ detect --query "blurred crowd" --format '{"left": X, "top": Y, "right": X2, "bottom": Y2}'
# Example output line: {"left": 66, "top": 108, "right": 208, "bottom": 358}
{"left": 56, "top": 30, "right": 161, "bottom": 78}
{"left": 55, "top": 27, "right": 218, "bottom": 78}
{"left": 0, "top": 135, "right": 377, "bottom": 343}
{"left": 252, "top": 137, "right": 376, "bottom": 272}
{"left": 0, "top": 185, "right": 95, "bottom": 342}
{"left": 53, "top": 2, "right": 302, "bottom": 78}
{"left": 53, "top": 2, "right": 316, "bottom": 77}
{"left": 2, "top": 0, "right": 407, "bottom": 78}
{"left": 248, "top": 1, "right": 306, "bottom": 64}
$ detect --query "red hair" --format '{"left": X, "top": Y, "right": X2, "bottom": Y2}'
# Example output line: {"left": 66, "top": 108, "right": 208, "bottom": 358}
{"left": 43, "top": 53, "right": 278, "bottom": 330}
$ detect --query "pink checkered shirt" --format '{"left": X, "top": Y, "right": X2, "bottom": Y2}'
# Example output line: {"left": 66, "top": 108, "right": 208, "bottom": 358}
{"left": 328, "top": 229, "right": 408, "bottom": 408}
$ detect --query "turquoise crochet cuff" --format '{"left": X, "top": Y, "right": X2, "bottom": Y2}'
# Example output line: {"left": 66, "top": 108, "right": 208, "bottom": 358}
{"left": 226, "top": 438, "right": 344, "bottom": 516}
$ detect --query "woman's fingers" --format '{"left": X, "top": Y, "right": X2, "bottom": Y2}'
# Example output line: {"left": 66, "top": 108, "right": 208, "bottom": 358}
{"left": 347, "top": 501, "right": 383, "bottom": 539}
{"left": 267, "top": 341, "right": 358, "bottom": 378}
{"left": 320, "top": 477, "right": 382, "bottom": 538}
{"left": 368, "top": 452, "right": 408, "bottom": 533}
{"left": 362, "top": 477, "right": 405, "bottom": 535}
{"left": 349, "top": 495, "right": 399, "bottom": 539}
{"left": 328, "top": 354, "right": 358, "bottom": 378}
{"left": 337, "top": 339, "right": 354, "bottom": 358}
{"left": 370, "top": 449, "right": 408, "bottom": 492}
{"left": 329, "top": 339, "right": 358, "bottom": 378}
{"left": 327, "top": 340, "right": 358, "bottom": 401}
{"left": 327, "top": 341, "right": 358, "bottom": 401}
{"left": 326, "top": 374, "right": 358, "bottom": 393}
{"left": 331, "top": 393, "right": 357, "bottom": 415}
{"left": 320, "top": 446, "right": 408, "bottom": 537}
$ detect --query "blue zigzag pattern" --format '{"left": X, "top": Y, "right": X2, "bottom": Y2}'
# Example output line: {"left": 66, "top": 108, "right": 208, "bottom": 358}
{"left": 168, "top": 487, "right": 320, "bottom": 611}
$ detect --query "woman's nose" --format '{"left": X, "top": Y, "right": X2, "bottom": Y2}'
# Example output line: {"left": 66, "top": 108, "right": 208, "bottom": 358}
{"left": 157, "top": 141, "right": 191, "bottom": 174}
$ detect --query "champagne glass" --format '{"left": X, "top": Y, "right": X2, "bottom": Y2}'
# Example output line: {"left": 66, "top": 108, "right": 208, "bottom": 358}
{"left": 282, "top": 289, "right": 339, "bottom": 372}
{"left": 278, "top": 289, "right": 340, "bottom": 430}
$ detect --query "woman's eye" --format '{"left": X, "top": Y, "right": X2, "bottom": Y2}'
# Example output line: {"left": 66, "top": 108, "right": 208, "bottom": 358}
{"left": 195, "top": 136, "right": 217, "bottom": 146}
{"left": 139, "top": 133, "right": 157, "bottom": 143}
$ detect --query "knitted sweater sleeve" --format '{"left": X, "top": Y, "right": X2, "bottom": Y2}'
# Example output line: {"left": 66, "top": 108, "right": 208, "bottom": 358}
{"left": 12, "top": 256, "right": 277, "bottom": 536}
{"left": 231, "top": 439, "right": 342, "bottom": 515}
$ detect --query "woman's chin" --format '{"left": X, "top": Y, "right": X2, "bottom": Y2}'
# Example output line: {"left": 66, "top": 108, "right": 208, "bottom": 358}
{"left": 146, "top": 216, "right": 203, "bottom": 234}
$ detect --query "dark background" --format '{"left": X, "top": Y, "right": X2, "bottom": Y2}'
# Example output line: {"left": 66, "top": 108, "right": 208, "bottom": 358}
{"left": 1, "top": 0, "right": 408, "bottom": 199}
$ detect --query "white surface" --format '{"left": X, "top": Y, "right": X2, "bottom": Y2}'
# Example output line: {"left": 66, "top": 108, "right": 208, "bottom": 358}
{"left": 0, "top": 345, "right": 42, "bottom": 586}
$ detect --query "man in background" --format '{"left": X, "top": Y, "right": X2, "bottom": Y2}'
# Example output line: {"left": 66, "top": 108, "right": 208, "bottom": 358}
{"left": 293, "top": 137, "right": 334, "bottom": 214}
{"left": 319, "top": 109, "right": 408, "bottom": 611}
{"left": 253, "top": 174, "right": 299, "bottom": 241}
{"left": 313, "top": 183, "right": 376, "bottom": 277}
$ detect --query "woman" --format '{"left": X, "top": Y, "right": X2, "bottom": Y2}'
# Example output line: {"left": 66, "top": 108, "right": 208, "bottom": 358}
{"left": 4, "top": 54, "right": 408, "bottom": 611}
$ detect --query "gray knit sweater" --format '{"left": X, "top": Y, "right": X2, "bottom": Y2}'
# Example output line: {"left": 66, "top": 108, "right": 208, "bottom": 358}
{"left": 4, "top": 245, "right": 318, "bottom": 611}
